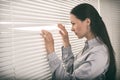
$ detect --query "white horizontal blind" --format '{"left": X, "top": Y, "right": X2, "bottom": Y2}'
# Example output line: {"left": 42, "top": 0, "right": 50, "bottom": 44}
{"left": 0, "top": 0, "right": 99, "bottom": 80}
{"left": 0, "top": 29, "right": 14, "bottom": 80}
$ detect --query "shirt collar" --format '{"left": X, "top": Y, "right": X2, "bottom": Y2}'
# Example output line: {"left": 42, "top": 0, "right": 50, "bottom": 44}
{"left": 85, "top": 37, "right": 103, "bottom": 48}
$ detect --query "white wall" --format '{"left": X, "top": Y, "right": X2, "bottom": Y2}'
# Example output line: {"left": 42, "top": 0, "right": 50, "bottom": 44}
{"left": 100, "top": 0, "right": 120, "bottom": 79}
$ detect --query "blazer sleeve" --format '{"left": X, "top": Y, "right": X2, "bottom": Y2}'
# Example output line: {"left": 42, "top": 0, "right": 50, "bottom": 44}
{"left": 48, "top": 53, "right": 76, "bottom": 80}
{"left": 62, "top": 46, "right": 74, "bottom": 74}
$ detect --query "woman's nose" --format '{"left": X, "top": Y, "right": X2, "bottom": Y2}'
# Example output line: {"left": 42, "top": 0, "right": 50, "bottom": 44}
{"left": 71, "top": 27, "right": 74, "bottom": 31}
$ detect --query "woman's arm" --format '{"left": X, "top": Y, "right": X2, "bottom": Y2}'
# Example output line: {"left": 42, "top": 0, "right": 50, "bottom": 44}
{"left": 62, "top": 46, "right": 74, "bottom": 74}
{"left": 41, "top": 27, "right": 75, "bottom": 79}
{"left": 41, "top": 29, "right": 109, "bottom": 80}
{"left": 48, "top": 53, "right": 76, "bottom": 80}
{"left": 58, "top": 24, "right": 74, "bottom": 73}
{"left": 48, "top": 46, "right": 109, "bottom": 80}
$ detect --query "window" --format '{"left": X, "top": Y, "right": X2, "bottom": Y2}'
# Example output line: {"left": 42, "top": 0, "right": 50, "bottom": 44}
{"left": 0, "top": 0, "right": 99, "bottom": 79}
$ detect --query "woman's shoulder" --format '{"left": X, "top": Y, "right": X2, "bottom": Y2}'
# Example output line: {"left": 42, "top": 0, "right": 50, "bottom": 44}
{"left": 89, "top": 44, "right": 109, "bottom": 57}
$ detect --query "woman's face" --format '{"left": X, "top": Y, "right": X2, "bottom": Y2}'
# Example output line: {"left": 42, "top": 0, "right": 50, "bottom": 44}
{"left": 70, "top": 14, "right": 90, "bottom": 39}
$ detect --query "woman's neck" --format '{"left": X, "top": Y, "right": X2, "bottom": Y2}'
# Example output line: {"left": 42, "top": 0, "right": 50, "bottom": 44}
{"left": 85, "top": 32, "right": 95, "bottom": 41}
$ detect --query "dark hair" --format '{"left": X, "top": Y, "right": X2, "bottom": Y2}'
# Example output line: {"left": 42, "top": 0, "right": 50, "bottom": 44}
{"left": 70, "top": 3, "right": 116, "bottom": 80}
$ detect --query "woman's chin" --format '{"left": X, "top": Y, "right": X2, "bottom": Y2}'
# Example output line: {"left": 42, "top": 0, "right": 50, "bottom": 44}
{"left": 77, "top": 35, "right": 84, "bottom": 39}
{"left": 75, "top": 33, "right": 83, "bottom": 39}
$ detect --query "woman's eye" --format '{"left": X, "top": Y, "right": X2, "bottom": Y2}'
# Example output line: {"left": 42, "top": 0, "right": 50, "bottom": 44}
{"left": 72, "top": 23, "right": 75, "bottom": 25}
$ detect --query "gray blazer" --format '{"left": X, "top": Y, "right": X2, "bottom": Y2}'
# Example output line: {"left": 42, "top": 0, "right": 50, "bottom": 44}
{"left": 48, "top": 37, "right": 109, "bottom": 80}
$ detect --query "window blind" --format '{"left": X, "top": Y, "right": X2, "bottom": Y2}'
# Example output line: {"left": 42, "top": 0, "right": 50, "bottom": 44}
{"left": 0, "top": 0, "right": 99, "bottom": 80}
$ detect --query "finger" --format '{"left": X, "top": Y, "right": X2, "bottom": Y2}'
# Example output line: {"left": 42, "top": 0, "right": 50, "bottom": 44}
{"left": 40, "top": 31, "right": 44, "bottom": 38}
{"left": 59, "top": 30, "right": 64, "bottom": 36}
{"left": 58, "top": 24, "right": 65, "bottom": 30}
{"left": 41, "top": 30, "right": 50, "bottom": 36}
{"left": 58, "top": 24, "right": 68, "bottom": 34}
{"left": 41, "top": 30, "right": 48, "bottom": 39}
{"left": 41, "top": 30, "right": 45, "bottom": 38}
{"left": 41, "top": 30, "right": 53, "bottom": 40}
{"left": 42, "top": 30, "right": 48, "bottom": 34}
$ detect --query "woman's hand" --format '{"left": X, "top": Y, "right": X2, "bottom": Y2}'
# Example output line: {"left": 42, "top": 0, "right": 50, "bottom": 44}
{"left": 58, "top": 24, "right": 70, "bottom": 48}
{"left": 41, "top": 30, "right": 55, "bottom": 54}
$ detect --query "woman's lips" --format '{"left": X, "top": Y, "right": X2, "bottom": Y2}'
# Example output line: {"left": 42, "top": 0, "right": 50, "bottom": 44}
{"left": 75, "top": 32, "right": 77, "bottom": 35}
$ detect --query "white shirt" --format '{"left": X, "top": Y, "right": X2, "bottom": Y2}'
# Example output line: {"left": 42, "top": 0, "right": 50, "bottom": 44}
{"left": 48, "top": 37, "right": 109, "bottom": 80}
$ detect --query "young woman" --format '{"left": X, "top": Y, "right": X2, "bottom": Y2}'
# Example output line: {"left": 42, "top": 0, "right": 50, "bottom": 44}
{"left": 41, "top": 3, "right": 116, "bottom": 80}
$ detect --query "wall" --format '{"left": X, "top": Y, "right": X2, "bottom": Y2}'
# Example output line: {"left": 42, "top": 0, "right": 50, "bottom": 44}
{"left": 100, "top": 0, "right": 120, "bottom": 79}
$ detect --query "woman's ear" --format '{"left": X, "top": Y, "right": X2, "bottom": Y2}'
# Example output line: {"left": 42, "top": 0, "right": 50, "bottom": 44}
{"left": 85, "top": 18, "right": 91, "bottom": 32}
{"left": 85, "top": 18, "right": 91, "bottom": 26}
